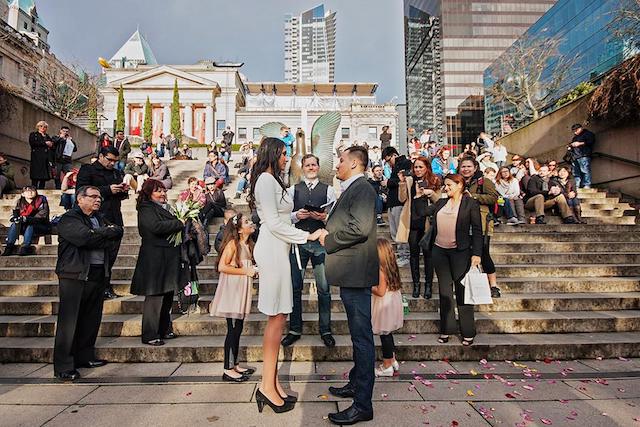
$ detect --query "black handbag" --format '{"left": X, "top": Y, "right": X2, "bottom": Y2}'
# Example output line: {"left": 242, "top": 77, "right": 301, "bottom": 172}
{"left": 418, "top": 215, "right": 434, "bottom": 253}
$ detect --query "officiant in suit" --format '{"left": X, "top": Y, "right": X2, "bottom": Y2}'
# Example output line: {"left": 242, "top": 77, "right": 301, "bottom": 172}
{"left": 318, "top": 146, "right": 378, "bottom": 425}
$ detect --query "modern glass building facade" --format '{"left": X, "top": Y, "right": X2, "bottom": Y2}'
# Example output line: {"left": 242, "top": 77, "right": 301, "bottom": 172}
{"left": 484, "top": 0, "right": 634, "bottom": 136}
{"left": 404, "top": 0, "right": 555, "bottom": 148}
{"left": 284, "top": 4, "right": 336, "bottom": 83}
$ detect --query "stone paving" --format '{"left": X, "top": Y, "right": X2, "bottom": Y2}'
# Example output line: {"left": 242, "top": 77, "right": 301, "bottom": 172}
{"left": 1, "top": 359, "right": 639, "bottom": 426}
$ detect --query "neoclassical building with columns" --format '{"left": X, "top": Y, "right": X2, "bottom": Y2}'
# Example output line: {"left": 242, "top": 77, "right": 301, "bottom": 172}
{"left": 100, "top": 30, "right": 397, "bottom": 148}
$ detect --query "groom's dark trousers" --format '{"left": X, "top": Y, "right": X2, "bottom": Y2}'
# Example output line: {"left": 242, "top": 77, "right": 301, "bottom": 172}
{"left": 341, "top": 286, "right": 374, "bottom": 413}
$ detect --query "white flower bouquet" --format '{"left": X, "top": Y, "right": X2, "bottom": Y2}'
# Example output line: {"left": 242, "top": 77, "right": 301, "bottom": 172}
{"left": 167, "top": 200, "right": 202, "bottom": 246}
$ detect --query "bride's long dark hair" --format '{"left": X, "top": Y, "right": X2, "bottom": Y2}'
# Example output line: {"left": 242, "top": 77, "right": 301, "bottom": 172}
{"left": 248, "top": 137, "right": 287, "bottom": 210}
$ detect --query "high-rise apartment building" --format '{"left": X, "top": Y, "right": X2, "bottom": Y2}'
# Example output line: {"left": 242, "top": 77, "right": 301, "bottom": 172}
{"left": 284, "top": 4, "right": 336, "bottom": 83}
{"left": 404, "top": 0, "right": 556, "bottom": 147}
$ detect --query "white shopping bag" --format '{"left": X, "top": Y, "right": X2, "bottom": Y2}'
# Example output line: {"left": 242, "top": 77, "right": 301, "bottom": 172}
{"left": 462, "top": 266, "right": 493, "bottom": 305}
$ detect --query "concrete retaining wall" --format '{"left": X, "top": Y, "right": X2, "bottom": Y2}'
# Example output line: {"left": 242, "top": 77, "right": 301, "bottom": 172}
{"left": 498, "top": 94, "right": 640, "bottom": 199}
{"left": 0, "top": 92, "right": 97, "bottom": 188}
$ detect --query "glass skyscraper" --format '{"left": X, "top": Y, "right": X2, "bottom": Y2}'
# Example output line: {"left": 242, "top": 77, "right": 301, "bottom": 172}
{"left": 484, "top": 0, "right": 634, "bottom": 136}
{"left": 284, "top": 4, "right": 336, "bottom": 83}
{"left": 404, "top": 0, "right": 555, "bottom": 148}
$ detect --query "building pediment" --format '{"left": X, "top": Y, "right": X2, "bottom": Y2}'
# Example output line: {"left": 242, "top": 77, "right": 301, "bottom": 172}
{"left": 108, "top": 66, "right": 220, "bottom": 90}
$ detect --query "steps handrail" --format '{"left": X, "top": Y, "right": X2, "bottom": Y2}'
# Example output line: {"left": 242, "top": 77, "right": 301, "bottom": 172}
{"left": 592, "top": 152, "right": 640, "bottom": 169}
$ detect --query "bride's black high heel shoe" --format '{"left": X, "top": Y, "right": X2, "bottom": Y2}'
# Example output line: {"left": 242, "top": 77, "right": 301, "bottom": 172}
{"left": 255, "top": 388, "right": 295, "bottom": 413}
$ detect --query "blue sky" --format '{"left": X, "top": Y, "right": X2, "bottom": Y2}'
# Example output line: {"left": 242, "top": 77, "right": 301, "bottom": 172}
{"left": 37, "top": 0, "right": 406, "bottom": 102}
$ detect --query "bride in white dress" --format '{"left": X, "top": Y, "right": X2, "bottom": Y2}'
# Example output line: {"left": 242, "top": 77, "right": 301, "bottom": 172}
{"left": 249, "top": 137, "right": 322, "bottom": 413}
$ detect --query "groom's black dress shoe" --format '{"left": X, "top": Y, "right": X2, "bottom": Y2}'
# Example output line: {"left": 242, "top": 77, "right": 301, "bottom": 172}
{"left": 328, "top": 405, "right": 373, "bottom": 425}
{"left": 77, "top": 360, "right": 107, "bottom": 369}
{"left": 328, "top": 383, "right": 355, "bottom": 398}
{"left": 281, "top": 333, "right": 301, "bottom": 347}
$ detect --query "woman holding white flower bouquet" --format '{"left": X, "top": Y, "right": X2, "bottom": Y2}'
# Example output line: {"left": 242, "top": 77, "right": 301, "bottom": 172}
{"left": 131, "top": 179, "right": 185, "bottom": 346}
{"left": 248, "top": 137, "right": 324, "bottom": 414}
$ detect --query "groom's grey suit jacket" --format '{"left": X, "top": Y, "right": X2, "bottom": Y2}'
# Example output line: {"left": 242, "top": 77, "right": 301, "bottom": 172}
{"left": 324, "top": 176, "right": 379, "bottom": 288}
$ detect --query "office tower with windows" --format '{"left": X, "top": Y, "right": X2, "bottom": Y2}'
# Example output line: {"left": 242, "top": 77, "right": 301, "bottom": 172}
{"left": 484, "top": 0, "right": 636, "bottom": 136}
{"left": 284, "top": 4, "right": 336, "bottom": 83}
{"left": 403, "top": 0, "right": 556, "bottom": 147}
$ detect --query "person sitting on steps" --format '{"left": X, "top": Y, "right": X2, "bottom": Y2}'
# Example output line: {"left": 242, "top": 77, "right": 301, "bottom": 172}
{"left": 524, "top": 164, "right": 578, "bottom": 225}
{"left": 1, "top": 186, "right": 51, "bottom": 256}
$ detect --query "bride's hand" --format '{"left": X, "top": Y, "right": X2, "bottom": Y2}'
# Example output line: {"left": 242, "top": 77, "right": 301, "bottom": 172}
{"left": 308, "top": 229, "right": 323, "bottom": 241}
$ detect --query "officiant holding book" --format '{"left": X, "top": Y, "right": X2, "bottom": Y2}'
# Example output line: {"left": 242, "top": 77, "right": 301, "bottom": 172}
{"left": 282, "top": 154, "right": 337, "bottom": 348}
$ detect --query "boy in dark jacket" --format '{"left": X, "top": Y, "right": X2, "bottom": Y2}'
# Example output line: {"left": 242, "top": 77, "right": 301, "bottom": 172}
{"left": 524, "top": 164, "right": 578, "bottom": 224}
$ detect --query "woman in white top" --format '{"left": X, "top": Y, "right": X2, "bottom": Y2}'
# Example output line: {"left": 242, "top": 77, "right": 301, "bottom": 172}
{"left": 248, "top": 137, "right": 323, "bottom": 414}
{"left": 492, "top": 140, "right": 508, "bottom": 168}
{"left": 495, "top": 167, "right": 526, "bottom": 224}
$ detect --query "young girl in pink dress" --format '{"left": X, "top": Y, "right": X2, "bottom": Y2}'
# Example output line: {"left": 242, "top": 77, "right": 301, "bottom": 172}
{"left": 372, "top": 238, "right": 404, "bottom": 377}
{"left": 209, "top": 213, "right": 258, "bottom": 382}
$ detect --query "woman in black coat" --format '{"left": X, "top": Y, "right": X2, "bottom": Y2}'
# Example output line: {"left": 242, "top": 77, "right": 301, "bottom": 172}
{"left": 29, "top": 121, "right": 53, "bottom": 189}
{"left": 424, "top": 174, "right": 483, "bottom": 346}
{"left": 131, "top": 179, "right": 185, "bottom": 346}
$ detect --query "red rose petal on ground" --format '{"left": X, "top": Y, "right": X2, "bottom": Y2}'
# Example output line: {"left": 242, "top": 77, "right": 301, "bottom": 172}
{"left": 540, "top": 418, "right": 553, "bottom": 425}
{"left": 505, "top": 393, "right": 517, "bottom": 399}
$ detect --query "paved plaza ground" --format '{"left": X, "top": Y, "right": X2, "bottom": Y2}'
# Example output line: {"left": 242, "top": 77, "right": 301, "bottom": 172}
{"left": 1, "top": 358, "right": 639, "bottom": 426}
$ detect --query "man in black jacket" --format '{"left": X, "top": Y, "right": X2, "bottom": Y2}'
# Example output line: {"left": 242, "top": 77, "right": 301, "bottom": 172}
{"left": 569, "top": 124, "right": 595, "bottom": 189}
{"left": 52, "top": 126, "right": 77, "bottom": 189}
{"left": 319, "top": 146, "right": 378, "bottom": 425}
{"left": 524, "top": 164, "right": 578, "bottom": 224}
{"left": 53, "top": 185, "right": 123, "bottom": 381}
{"left": 77, "top": 147, "right": 128, "bottom": 299}
{"left": 382, "top": 146, "right": 411, "bottom": 264}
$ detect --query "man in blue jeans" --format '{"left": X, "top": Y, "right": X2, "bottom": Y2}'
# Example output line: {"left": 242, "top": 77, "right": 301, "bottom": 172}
{"left": 319, "top": 146, "right": 378, "bottom": 425}
{"left": 570, "top": 124, "right": 595, "bottom": 188}
{"left": 283, "top": 154, "right": 337, "bottom": 348}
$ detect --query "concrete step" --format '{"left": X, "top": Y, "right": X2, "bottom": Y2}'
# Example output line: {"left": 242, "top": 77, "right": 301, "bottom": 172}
{"left": 20, "top": 241, "right": 640, "bottom": 256}
{"left": 1, "top": 332, "right": 639, "bottom": 362}
{"left": 2, "top": 310, "right": 639, "bottom": 337}
{"left": 2, "top": 251, "right": 639, "bottom": 268}
{"left": 3, "top": 277, "right": 639, "bottom": 297}
{"left": 2, "top": 263, "right": 639, "bottom": 281}
{"left": 1, "top": 292, "right": 638, "bottom": 316}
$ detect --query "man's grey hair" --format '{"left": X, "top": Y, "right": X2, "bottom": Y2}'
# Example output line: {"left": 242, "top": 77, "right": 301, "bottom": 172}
{"left": 76, "top": 185, "right": 100, "bottom": 197}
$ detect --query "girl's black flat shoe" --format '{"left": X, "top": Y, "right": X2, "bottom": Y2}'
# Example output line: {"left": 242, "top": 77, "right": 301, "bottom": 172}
{"left": 437, "top": 335, "right": 450, "bottom": 344}
{"left": 236, "top": 367, "right": 255, "bottom": 376}
{"left": 143, "top": 339, "right": 165, "bottom": 346}
{"left": 223, "top": 373, "right": 248, "bottom": 382}
{"left": 462, "top": 337, "right": 474, "bottom": 346}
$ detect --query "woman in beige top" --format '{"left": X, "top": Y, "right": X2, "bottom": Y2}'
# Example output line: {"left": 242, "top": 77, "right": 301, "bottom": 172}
{"left": 423, "top": 174, "right": 483, "bottom": 346}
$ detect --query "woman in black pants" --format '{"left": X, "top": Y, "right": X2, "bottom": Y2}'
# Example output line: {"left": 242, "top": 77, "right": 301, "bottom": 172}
{"left": 424, "top": 174, "right": 483, "bottom": 346}
{"left": 396, "top": 156, "right": 441, "bottom": 298}
{"left": 131, "top": 179, "right": 185, "bottom": 346}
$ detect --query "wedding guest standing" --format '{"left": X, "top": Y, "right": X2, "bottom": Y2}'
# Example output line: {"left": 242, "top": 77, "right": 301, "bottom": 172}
{"left": 209, "top": 213, "right": 258, "bottom": 382}
{"left": 29, "top": 121, "right": 53, "bottom": 189}
{"left": 249, "top": 137, "right": 322, "bottom": 414}
{"left": 424, "top": 174, "right": 482, "bottom": 346}
{"left": 53, "top": 185, "right": 123, "bottom": 381}
{"left": 131, "top": 179, "right": 185, "bottom": 346}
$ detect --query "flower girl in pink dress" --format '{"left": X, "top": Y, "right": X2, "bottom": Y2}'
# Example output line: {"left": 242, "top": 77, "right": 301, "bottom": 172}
{"left": 209, "top": 213, "right": 258, "bottom": 382}
{"left": 372, "top": 238, "right": 404, "bottom": 377}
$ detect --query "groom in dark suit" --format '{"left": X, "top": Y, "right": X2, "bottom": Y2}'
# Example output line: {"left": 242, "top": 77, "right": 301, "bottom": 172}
{"left": 319, "top": 146, "right": 379, "bottom": 425}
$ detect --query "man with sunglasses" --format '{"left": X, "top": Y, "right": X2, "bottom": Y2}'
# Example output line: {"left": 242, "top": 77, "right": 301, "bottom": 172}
{"left": 77, "top": 146, "right": 128, "bottom": 299}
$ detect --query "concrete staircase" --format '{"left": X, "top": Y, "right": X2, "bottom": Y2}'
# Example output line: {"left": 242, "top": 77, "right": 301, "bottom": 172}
{"left": 0, "top": 161, "right": 639, "bottom": 362}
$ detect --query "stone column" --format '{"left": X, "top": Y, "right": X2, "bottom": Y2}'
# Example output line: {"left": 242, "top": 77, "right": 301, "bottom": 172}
{"left": 123, "top": 102, "right": 130, "bottom": 134}
{"left": 205, "top": 104, "right": 214, "bottom": 144}
{"left": 183, "top": 103, "right": 193, "bottom": 138}
{"left": 162, "top": 104, "right": 171, "bottom": 135}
